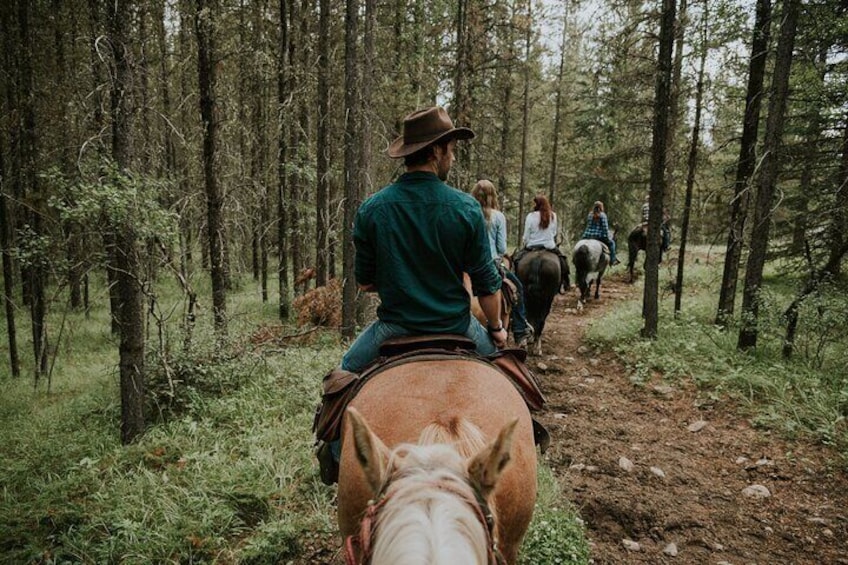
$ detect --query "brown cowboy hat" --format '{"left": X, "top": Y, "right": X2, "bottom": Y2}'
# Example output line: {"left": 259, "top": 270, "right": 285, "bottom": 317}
{"left": 386, "top": 106, "right": 475, "bottom": 158}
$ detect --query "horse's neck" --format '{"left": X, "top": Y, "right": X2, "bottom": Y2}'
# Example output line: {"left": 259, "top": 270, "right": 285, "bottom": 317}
{"left": 371, "top": 478, "right": 489, "bottom": 565}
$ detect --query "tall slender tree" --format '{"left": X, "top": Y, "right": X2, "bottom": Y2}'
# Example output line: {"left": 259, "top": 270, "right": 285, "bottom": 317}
{"left": 516, "top": 0, "right": 532, "bottom": 245}
{"left": 315, "top": 0, "right": 330, "bottom": 287}
{"left": 715, "top": 0, "right": 772, "bottom": 326}
{"left": 341, "top": 0, "right": 360, "bottom": 339}
{"left": 0, "top": 2, "right": 20, "bottom": 378}
{"left": 738, "top": 0, "right": 801, "bottom": 350}
{"left": 674, "top": 0, "right": 709, "bottom": 315}
{"left": 108, "top": 0, "right": 146, "bottom": 443}
{"left": 276, "top": 0, "right": 290, "bottom": 320}
{"left": 548, "top": 0, "right": 568, "bottom": 209}
{"left": 195, "top": 0, "right": 227, "bottom": 333}
{"left": 642, "top": 0, "right": 677, "bottom": 338}
{"left": 18, "top": 0, "right": 48, "bottom": 380}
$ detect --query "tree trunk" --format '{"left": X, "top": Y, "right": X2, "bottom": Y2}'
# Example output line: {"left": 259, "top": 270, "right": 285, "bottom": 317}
{"left": 18, "top": 0, "right": 48, "bottom": 381}
{"left": 108, "top": 0, "right": 146, "bottom": 444}
{"left": 357, "top": 0, "right": 374, "bottom": 326}
{"left": 737, "top": 0, "right": 800, "bottom": 350}
{"left": 195, "top": 0, "right": 227, "bottom": 334}
{"left": 664, "top": 0, "right": 688, "bottom": 213}
{"left": 642, "top": 0, "right": 677, "bottom": 338}
{"left": 88, "top": 0, "right": 120, "bottom": 333}
{"left": 277, "top": 0, "right": 290, "bottom": 320}
{"left": 0, "top": 3, "right": 20, "bottom": 378}
{"left": 315, "top": 0, "right": 330, "bottom": 287}
{"left": 674, "top": 0, "right": 708, "bottom": 315}
{"left": 497, "top": 1, "right": 516, "bottom": 213}
{"left": 826, "top": 112, "right": 848, "bottom": 275}
{"left": 250, "top": 0, "right": 269, "bottom": 303}
{"left": 715, "top": 0, "right": 771, "bottom": 326}
{"left": 341, "top": 0, "right": 360, "bottom": 339}
{"left": 548, "top": 1, "right": 568, "bottom": 209}
{"left": 517, "top": 0, "right": 532, "bottom": 246}
{"left": 0, "top": 131, "right": 20, "bottom": 378}
{"left": 287, "top": 0, "right": 307, "bottom": 294}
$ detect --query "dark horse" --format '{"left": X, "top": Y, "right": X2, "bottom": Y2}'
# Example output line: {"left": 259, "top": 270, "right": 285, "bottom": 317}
{"left": 626, "top": 223, "right": 670, "bottom": 283}
{"left": 515, "top": 250, "right": 568, "bottom": 356}
{"left": 572, "top": 239, "right": 609, "bottom": 310}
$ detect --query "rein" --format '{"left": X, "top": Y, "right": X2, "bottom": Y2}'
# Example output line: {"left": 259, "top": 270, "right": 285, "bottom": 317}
{"left": 344, "top": 476, "right": 506, "bottom": 565}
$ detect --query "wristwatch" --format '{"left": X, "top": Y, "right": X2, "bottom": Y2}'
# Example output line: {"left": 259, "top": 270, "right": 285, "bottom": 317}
{"left": 487, "top": 324, "right": 504, "bottom": 334}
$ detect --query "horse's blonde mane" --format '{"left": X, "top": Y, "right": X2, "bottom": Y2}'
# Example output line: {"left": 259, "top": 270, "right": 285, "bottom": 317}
{"left": 369, "top": 418, "right": 492, "bottom": 565}
{"left": 419, "top": 416, "right": 487, "bottom": 458}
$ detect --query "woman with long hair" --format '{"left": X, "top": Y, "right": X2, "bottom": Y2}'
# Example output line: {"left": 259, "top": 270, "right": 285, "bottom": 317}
{"left": 471, "top": 180, "right": 533, "bottom": 346}
{"left": 581, "top": 200, "right": 619, "bottom": 265}
{"left": 515, "top": 194, "right": 570, "bottom": 294}
{"left": 522, "top": 194, "right": 558, "bottom": 249}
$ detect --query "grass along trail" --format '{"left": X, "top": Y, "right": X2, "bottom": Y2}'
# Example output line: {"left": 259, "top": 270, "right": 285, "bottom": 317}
{"left": 533, "top": 273, "right": 847, "bottom": 564}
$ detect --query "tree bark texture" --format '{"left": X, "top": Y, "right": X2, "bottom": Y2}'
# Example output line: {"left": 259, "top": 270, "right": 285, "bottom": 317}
{"left": 517, "top": 1, "right": 532, "bottom": 246}
{"left": 0, "top": 132, "right": 20, "bottom": 378}
{"left": 109, "top": 0, "right": 146, "bottom": 444}
{"left": 548, "top": 1, "right": 568, "bottom": 209}
{"left": 715, "top": 0, "right": 771, "bottom": 326}
{"left": 341, "top": 0, "right": 360, "bottom": 339}
{"left": 674, "top": 0, "right": 708, "bottom": 315}
{"left": 276, "top": 0, "right": 290, "bottom": 320}
{"left": 195, "top": 0, "right": 227, "bottom": 333}
{"left": 315, "top": 0, "right": 330, "bottom": 287}
{"left": 738, "top": 0, "right": 801, "bottom": 350}
{"left": 18, "top": 0, "right": 48, "bottom": 381}
{"left": 642, "top": 0, "right": 677, "bottom": 338}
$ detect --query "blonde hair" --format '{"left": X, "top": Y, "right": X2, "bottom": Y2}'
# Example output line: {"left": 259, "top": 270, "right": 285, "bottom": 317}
{"left": 471, "top": 179, "right": 498, "bottom": 221}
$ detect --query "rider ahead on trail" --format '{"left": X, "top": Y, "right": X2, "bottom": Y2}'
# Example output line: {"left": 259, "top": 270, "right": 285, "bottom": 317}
{"left": 471, "top": 179, "right": 534, "bottom": 346}
{"left": 514, "top": 194, "right": 570, "bottom": 293}
{"left": 341, "top": 106, "right": 507, "bottom": 374}
{"left": 581, "top": 200, "right": 619, "bottom": 265}
{"left": 642, "top": 193, "right": 671, "bottom": 252}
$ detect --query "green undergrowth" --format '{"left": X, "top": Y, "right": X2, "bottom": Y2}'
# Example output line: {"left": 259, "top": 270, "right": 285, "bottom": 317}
{"left": 520, "top": 465, "right": 590, "bottom": 564}
{"left": 0, "top": 272, "right": 589, "bottom": 563}
{"left": 0, "top": 327, "right": 344, "bottom": 564}
{"left": 586, "top": 252, "right": 848, "bottom": 462}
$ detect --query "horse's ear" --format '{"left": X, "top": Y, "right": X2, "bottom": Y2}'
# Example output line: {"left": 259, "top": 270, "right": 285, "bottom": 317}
{"left": 347, "top": 407, "right": 390, "bottom": 494}
{"left": 467, "top": 419, "right": 518, "bottom": 497}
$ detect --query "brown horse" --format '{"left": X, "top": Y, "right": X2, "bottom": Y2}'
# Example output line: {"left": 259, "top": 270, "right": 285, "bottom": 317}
{"left": 337, "top": 359, "right": 538, "bottom": 564}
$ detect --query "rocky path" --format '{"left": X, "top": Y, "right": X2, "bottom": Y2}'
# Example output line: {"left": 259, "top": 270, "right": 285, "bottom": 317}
{"left": 536, "top": 274, "right": 847, "bottom": 564}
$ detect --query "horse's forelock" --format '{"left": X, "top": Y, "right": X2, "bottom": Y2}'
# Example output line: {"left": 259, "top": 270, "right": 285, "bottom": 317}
{"left": 419, "top": 417, "right": 487, "bottom": 459}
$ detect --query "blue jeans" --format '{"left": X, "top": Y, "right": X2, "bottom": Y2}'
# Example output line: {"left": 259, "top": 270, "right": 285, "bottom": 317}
{"left": 341, "top": 317, "right": 496, "bottom": 372}
{"left": 503, "top": 270, "right": 531, "bottom": 339}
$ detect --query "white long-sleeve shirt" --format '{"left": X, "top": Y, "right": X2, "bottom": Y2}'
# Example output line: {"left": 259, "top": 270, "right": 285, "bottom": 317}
{"left": 523, "top": 211, "right": 558, "bottom": 249}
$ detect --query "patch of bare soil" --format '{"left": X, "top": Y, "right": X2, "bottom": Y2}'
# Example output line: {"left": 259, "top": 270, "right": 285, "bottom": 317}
{"left": 536, "top": 272, "right": 848, "bottom": 564}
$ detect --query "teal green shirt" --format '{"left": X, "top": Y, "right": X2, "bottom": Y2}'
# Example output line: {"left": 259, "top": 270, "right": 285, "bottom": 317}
{"left": 354, "top": 171, "right": 501, "bottom": 334}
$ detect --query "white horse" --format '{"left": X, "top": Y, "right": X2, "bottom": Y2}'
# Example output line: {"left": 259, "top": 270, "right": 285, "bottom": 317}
{"left": 572, "top": 239, "right": 609, "bottom": 311}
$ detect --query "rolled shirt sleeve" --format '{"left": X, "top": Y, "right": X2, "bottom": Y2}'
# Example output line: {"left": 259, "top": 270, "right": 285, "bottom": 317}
{"left": 466, "top": 207, "right": 502, "bottom": 297}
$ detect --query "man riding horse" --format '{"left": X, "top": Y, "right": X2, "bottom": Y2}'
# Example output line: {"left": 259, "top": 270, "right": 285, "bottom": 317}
{"left": 316, "top": 106, "right": 508, "bottom": 481}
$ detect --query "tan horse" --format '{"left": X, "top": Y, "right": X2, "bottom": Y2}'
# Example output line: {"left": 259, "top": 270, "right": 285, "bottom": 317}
{"left": 337, "top": 359, "right": 537, "bottom": 564}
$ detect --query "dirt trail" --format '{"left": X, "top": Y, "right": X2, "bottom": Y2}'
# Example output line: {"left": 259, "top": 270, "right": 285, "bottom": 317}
{"left": 537, "top": 273, "right": 848, "bottom": 564}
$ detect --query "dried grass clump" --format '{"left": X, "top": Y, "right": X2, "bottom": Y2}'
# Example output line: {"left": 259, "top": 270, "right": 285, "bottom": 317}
{"left": 293, "top": 278, "right": 342, "bottom": 328}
